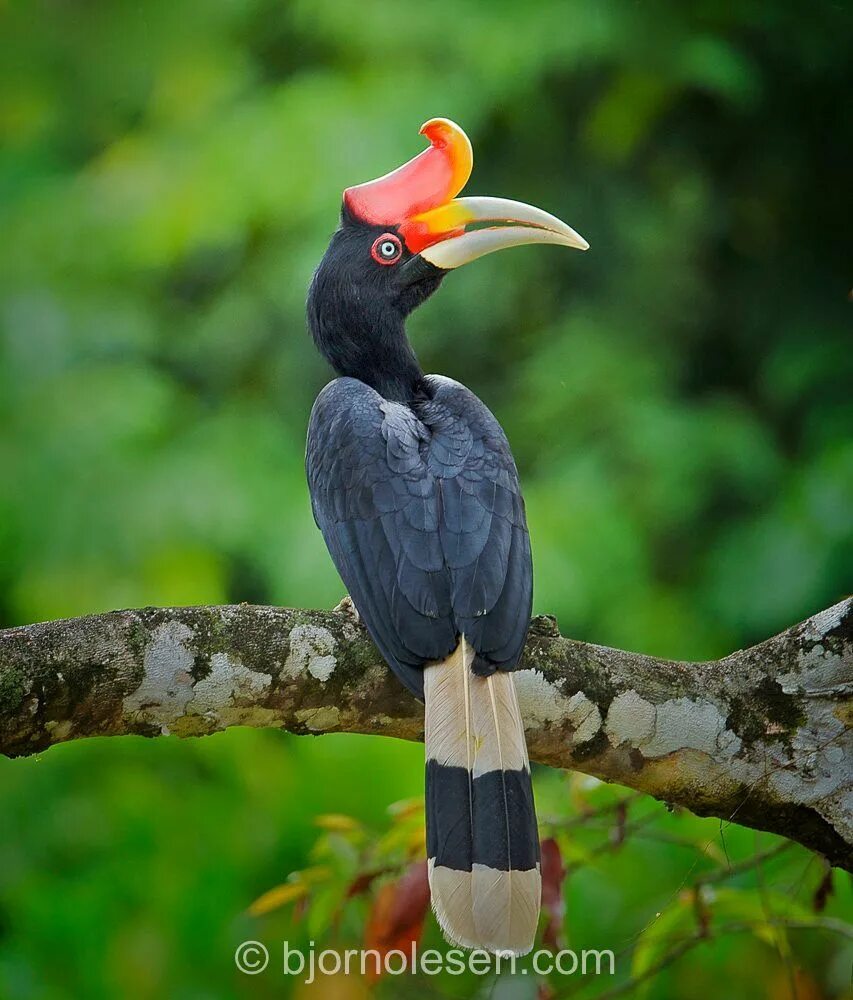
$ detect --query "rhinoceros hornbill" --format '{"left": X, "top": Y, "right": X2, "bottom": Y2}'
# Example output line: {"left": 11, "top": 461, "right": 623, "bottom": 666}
{"left": 306, "top": 118, "right": 587, "bottom": 954}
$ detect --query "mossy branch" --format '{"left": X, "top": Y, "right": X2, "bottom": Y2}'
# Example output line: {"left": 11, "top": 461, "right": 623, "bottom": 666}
{"left": 1, "top": 598, "right": 850, "bottom": 870}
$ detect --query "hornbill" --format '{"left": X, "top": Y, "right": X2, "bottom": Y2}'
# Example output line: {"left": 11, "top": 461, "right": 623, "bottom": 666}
{"left": 306, "top": 119, "right": 587, "bottom": 954}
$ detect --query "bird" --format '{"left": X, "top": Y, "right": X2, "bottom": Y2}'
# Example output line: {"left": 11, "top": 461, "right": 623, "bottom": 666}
{"left": 305, "top": 118, "right": 588, "bottom": 955}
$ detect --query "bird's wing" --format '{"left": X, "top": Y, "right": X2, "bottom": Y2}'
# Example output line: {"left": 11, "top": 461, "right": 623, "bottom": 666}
{"left": 422, "top": 375, "right": 532, "bottom": 674}
{"left": 307, "top": 377, "right": 457, "bottom": 696}
{"left": 306, "top": 376, "right": 532, "bottom": 696}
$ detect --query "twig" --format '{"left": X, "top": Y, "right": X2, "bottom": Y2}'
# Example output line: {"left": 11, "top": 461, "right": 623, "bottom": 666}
{"left": 579, "top": 918, "right": 853, "bottom": 1000}
{"left": 698, "top": 841, "right": 794, "bottom": 885}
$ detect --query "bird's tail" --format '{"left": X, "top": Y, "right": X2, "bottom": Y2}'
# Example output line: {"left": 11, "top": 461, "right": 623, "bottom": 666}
{"left": 423, "top": 636, "right": 540, "bottom": 955}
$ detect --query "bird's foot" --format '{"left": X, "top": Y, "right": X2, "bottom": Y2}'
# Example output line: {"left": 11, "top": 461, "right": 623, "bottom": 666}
{"left": 528, "top": 614, "right": 560, "bottom": 637}
{"left": 333, "top": 595, "right": 361, "bottom": 623}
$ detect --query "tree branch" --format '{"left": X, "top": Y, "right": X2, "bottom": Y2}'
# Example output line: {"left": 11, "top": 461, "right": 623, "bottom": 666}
{"left": 1, "top": 599, "right": 850, "bottom": 869}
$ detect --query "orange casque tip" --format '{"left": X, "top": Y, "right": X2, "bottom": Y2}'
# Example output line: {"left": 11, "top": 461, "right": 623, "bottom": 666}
{"left": 343, "top": 118, "right": 474, "bottom": 254}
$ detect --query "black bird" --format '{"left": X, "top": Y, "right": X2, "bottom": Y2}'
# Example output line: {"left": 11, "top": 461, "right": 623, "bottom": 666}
{"left": 306, "top": 118, "right": 587, "bottom": 954}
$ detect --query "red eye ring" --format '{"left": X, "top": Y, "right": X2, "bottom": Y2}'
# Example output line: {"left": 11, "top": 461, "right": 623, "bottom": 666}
{"left": 370, "top": 233, "right": 403, "bottom": 265}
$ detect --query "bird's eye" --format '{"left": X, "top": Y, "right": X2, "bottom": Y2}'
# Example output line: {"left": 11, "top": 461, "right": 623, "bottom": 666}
{"left": 371, "top": 233, "right": 402, "bottom": 265}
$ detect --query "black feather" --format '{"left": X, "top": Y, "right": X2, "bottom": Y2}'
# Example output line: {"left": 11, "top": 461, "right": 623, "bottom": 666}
{"left": 307, "top": 375, "right": 532, "bottom": 699}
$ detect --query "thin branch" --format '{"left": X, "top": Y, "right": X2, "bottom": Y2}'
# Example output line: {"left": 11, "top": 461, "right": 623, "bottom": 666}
{"left": 542, "top": 792, "right": 643, "bottom": 831}
{"left": 698, "top": 841, "right": 794, "bottom": 885}
{"left": 583, "top": 918, "right": 853, "bottom": 1000}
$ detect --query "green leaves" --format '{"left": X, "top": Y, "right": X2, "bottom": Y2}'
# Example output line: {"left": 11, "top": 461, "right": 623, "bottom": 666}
{"left": 243, "top": 801, "right": 434, "bottom": 982}
{"left": 630, "top": 885, "right": 821, "bottom": 996}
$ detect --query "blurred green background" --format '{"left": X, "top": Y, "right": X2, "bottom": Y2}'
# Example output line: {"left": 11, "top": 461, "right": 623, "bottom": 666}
{"left": 0, "top": 0, "right": 851, "bottom": 997}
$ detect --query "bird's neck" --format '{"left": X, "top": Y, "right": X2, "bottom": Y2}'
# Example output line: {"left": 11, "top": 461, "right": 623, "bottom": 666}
{"left": 312, "top": 304, "right": 425, "bottom": 404}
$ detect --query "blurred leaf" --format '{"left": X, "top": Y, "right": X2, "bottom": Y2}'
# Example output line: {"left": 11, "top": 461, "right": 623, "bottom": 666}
{"left": 314, "top": 814, "right": 363, "bottom": 834}
{"left": 363, "top": 861, "right": 430, "bottom": 982}
{"left": 584, "top": 71, "right": 675, "bottom": 164}
{"left": 387, "top": 797, "right": 423, "bottom": 819}
{"left": 540, "top": 837, "right": 567, "bottom": 951}
{"left": 247, "top": 881, "right": 308, "bottom": 917}
{"left": 707, "top": 886, "right": 814, "bottom": 950}
{"left": 631, "top": 896, "right": 696, "bottom": 989}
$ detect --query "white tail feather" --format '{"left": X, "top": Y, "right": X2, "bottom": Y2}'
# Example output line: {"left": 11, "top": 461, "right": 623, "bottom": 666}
{"left": 423, "top": 637, "right": 474, "bottom": 767}
{"left": 471, "top": 865, "right": 541, "bottom": 954}
{"left": 424, "top": 637, "right": 541, "bottom": 955}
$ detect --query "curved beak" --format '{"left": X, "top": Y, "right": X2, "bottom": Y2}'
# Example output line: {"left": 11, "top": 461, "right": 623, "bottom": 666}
{"left": 343, "top": 117, "right": 588, "bottom": 279}
{"left": 411, "top": 196, "right": 588, "bottom": 270}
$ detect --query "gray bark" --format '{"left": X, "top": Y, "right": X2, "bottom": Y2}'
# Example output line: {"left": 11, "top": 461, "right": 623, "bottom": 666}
{"left": 1, "top": 598, "right": 850, "bottom": 870}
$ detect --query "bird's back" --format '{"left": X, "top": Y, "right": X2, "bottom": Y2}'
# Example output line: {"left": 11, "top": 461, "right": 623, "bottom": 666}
{"left": 306, "top": 374, "right": 532, "bottom": 697}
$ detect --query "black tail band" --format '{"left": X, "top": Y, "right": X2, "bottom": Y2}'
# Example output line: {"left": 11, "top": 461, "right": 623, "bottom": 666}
{"left": 426, "top": 760, "right": 539, "bottom": 871}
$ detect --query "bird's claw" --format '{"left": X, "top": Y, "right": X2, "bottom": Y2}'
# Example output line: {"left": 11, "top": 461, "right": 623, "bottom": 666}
{"left": 333, "top": 595, "right": 361, "bottom": 623}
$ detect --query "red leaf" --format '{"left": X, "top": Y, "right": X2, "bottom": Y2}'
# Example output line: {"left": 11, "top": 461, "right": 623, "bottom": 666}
{"left": 363, "top": 861, "right": 430, "bottom": 981}
{"left": 345, "top": 868, "right": 390, "bottom": 900}
{"left": 612, "top": 800, "right": 628, "bottom": 846}
{"left": 331, "top": 868, "right": 391, "bottom": 934}
{"left": 813, "top": 865, "right": 834, "bottom": 912}
{"left": 540, "top": 837, "right": 566, "bottom": 951}
{"left": 293, "top": 895, "right": 309, "bottom": 924}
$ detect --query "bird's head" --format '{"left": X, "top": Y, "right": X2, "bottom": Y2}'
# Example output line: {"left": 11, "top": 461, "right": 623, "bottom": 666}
{"left": 307, "top": 118, "right": 588, "bottom": 399}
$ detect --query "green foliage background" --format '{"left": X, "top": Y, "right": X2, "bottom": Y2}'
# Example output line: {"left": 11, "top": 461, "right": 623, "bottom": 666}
{"left": 0, "top": 1, "right": 850, "bottom": 997}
